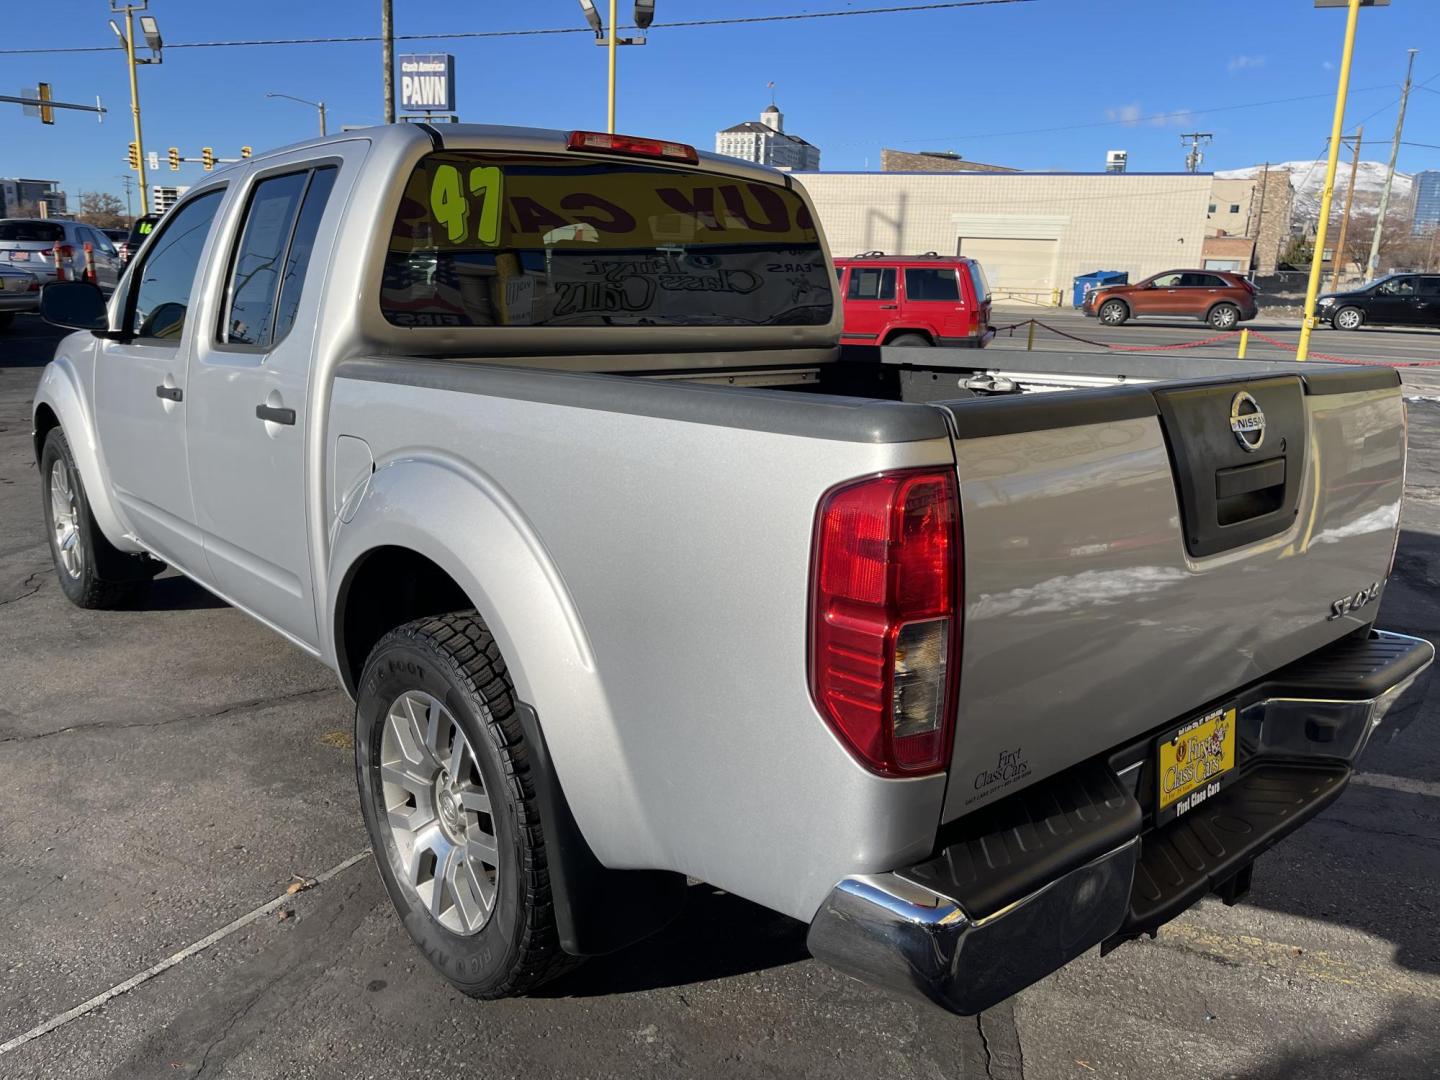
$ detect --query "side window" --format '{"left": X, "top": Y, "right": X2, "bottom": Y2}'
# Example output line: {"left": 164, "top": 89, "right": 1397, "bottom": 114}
{"left": 1152, "top": 273, "right": 1183, "bottom": 288}
{"left": 1420, "top": 276, "right": 1440, "bottom": 296}
{"left": 1379, "top": 277, "right": 1416, "bottom": 296}
{"left": 130, "top": 190, "right": 225, "bottom": 342}
{"left": 905, "top": 267, "right": 961, "bottom": 302}
{"left": 222, "top": 167, "right": 337, "bottom": 348}
{"left": 847, "top": 266, "right": 895, "bottom": 301}
{"left": 1185, "top": 273, "right": 1227, "bottom": 288}
{"left": 968, "top": 261, "right": 991, "bottom": 302}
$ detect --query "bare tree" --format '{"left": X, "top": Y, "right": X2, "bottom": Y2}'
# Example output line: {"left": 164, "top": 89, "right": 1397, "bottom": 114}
{"left": 76, "top": 191, "right": 129, "bottom": 229}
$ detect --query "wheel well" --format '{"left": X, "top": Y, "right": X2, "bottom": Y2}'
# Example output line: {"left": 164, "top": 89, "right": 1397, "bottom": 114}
{"left": 335, "top": 546, "right": 472, "bottom": 694}
{"left": 32, "top": 403, "right": 60, "bottom": 465}
{"left": 1100, "top": 297, "right": 1128, "bottom": 312}
{"left": 882, "top": 328, "right": 934, "bottom": 344}
{"left": 1207, "top": 300, "right": 1240, "bottom": 315}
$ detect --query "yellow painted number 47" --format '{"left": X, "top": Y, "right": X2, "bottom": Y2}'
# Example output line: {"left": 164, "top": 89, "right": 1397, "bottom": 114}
{"left": 429, "top": 164, "right": 503, "bottom": 246}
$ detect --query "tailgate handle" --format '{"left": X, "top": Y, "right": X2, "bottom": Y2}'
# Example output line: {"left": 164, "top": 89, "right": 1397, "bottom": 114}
{"left": 1215, "top": 458, "right": 1285, "bottom": 500}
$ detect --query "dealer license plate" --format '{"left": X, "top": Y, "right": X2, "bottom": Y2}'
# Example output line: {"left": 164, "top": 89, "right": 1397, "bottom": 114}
{"left": 1156, "top": 706, "right": 1236, "bottom": 822}
{"left": 7, "top": 250, "right": 29, "bottom": 261}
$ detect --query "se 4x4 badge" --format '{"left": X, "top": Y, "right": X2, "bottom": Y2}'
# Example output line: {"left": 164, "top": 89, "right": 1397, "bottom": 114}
{"left": 1330, "top": 581, "right": 1383, "bottom": 620}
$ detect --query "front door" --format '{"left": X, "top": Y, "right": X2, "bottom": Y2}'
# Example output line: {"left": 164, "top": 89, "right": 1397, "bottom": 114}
{"left": 187, "top": 160, "right": 343, "bottom": 647}
{"left": 1131, "top": 272, "right": 1184, "bottom": 316}
{"left": 1367, "top": 276, "right": 1419, "bottom": 325}
{"left": 841, "top": 264, "right": 897, "bottom": 342}
{"left": 93, "top": 188, "right": 227, "bottom": 574}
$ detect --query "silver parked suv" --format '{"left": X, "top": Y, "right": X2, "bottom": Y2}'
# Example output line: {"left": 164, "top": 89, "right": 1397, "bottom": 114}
{"left": 0, "top": 218, "right": 122, "bottom": 291}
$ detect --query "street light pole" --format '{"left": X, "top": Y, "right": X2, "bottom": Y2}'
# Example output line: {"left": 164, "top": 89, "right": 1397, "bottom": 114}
{"left": 607, "top": 0, "right": 618, "bottom": 133}
{"left": 116, "top": 7, "right": 149, "bottom": 216}
{"left": 266, "top": 92, "right": 328, "bottom": 136}
{"left": 1298, "top": 0, "right": 1363, "bottom": 362}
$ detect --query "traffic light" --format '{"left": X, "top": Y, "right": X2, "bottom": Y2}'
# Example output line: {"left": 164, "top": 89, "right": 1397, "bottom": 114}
{"left": 240, "top": 146, "right": 252, "bottom": 159}
{"left": 201, "top": 147, "right": 215, "bottom": 171}
{"left": 168, "top": 147, "right": 180, "bottom": 171}
{"left": 127, "top": 141, "right": 140, "bottom": 170}
{"left": 37, "top": 83, "right": 54, "bottom": 125}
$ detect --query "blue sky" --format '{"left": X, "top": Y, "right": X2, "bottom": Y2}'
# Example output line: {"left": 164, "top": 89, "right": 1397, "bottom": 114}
{"left": 3, "top": 0, "right": 1438, "bottom": 209}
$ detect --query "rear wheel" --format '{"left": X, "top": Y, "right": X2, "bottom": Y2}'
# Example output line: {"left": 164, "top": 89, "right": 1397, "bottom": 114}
{"left": 1098, "top": 300, "right": 1128, "bottom": 326}
{"left": 1207, "top": 303, "right": 1241, "bottom": 330}
{"left": 39, "top": 429, "right": 156, "bottom": 609}
{"left": 355, "top": 612, "right": 579, "bottom": 997}
{"left": 1333, "top": 306, "right": 1364, "bottom": 331}
{"left": 886, "top": 333, "right": 932, "bottom": 347}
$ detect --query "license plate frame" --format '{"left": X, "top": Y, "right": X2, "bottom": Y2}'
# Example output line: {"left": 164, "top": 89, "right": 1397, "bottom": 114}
{"left": 1155, "top": 705, "right": 1238, "bottom": 825}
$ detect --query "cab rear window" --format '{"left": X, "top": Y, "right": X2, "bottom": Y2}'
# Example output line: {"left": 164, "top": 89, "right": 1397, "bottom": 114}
{"left": 381, "top": 153, "right": 833, "bottom": 328}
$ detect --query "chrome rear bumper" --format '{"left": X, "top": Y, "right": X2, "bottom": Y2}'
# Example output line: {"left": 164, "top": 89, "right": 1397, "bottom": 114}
{"left": 807, "top": 630, "right": 1433, "bottom": 1016}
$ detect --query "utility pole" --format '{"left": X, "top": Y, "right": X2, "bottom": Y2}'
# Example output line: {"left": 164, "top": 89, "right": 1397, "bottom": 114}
{"left": 607, "top": 0, "right": 618, "bottom": 133}
{"left": 578, "top": 2, "right": 653, "bottom": 133}
{"left": 116, "top": 173, "right": 134, "bottom": 219}
{"left": 1299, "top": 0, "right": 1363, "bottom": 362}
{"left": 1180, "top": 132, "right": 1213, "bottom": 173}
{"left": 381, "top": 0, "right": 395, "bottom": 124}
{"left": 1366, "top": 48, "right": 1417, "bottom": 280}
{"left": 1253, "top": 162, "right": 1270, "bottom": 273}
{"left": 1330, "top": 128, "right": 1363, "bottom": 291}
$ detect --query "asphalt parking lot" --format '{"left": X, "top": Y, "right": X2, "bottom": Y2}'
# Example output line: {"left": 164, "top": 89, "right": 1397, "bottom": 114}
{"left": 2, "top": 312, "right": 1438, "bottom": 1079}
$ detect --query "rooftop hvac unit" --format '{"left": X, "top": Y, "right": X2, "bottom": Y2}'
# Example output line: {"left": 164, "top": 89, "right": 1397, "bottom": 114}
{"left": 1106, "top": 150, "right": 1128, "bottom": 174}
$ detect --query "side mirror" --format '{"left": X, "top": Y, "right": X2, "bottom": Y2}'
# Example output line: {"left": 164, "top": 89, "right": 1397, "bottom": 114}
{"left": 40, "top": 281, "right": 109, "bottom": 333}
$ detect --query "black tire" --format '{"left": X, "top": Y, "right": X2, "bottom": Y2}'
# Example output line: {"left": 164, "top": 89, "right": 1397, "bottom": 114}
{"left": 885, "top": 332, "right": 932, "bottom": 347}
{"left": 39, "top": 428, "right": 155, "bottom": 609}
{"left": 1332, "top": 306, "right": 1364, "bottom": 331}
{"left": 355, "top": 612, "right": 580, "bottom": 997}
{"left": 1207, "top": 303, "right": 1241, "bottom": 331}
{"left": 1098, "top": 299, "right": 1129, "bottom": 326}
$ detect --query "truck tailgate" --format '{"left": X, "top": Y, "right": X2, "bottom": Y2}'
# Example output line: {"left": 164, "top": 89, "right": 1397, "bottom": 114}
{"left": 940, "top": 371, "right": 1404, "bottom": 822}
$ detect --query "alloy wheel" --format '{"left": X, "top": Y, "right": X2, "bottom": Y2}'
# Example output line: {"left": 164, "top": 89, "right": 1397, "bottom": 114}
{"left": 49, "top": 459, "right": 83, "bottom": 580}
{"left": 1335, "top": 309, "right": 1362, "bottom": 330}
{"left": 379, "top": 690, "right": 500, "bottom": 936}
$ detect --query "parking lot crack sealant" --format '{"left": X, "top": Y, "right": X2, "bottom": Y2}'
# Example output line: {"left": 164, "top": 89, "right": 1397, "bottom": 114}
{"left": 0, "top": 849, "right": 372, "bottom": 1059}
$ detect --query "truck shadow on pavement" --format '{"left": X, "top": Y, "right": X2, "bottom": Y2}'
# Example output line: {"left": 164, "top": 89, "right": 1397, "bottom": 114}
{"left": 123, "top": 572, "right": 230, "bottom": 611}
{"left": 1238, "top": 1000, "right": 1440, "bottom": 1080}
{"left": 537, "top": 883, "right": 811, "bottom": 997}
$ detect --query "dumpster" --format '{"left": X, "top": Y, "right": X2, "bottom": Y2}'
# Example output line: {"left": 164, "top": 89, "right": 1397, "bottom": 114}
{"left": 1073, "top": 270, "right": 1129, "bottom": 308}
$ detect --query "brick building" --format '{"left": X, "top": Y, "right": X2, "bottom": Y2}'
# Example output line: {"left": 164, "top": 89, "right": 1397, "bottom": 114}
{"left": 878, "top": 149, "right": 1017, "bottom": 174}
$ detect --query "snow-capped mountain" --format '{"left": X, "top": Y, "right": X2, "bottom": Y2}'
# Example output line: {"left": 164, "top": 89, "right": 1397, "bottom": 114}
{"left": 1214, "top": 161, "right": 1413, "bottom": 222}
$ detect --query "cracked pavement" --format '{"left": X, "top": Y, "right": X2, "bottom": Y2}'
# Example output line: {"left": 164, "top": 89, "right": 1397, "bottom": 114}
{"left": 3, "top": 315, "right": 1440, "bottom": 1078}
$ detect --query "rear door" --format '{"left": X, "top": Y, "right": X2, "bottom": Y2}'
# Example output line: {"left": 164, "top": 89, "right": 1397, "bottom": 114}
{"left": 187, "top": 156, "right": 345, "bottom": 647}
{"left": 902, "top": 265, "right": 967, "bottom": 339}
{"left": 1418, "top": 276, "right": 1440, "bottom": 327}
{"left": 76, "top": 226, "right": 121, "bottom": 290}
{"left": 840, "top": 264, "right": 896, "bottom": 343}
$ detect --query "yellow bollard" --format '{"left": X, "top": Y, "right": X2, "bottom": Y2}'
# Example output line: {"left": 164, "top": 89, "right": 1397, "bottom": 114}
{"left": 1237, "top": 328, "right": 1249, "bottom": 360}
{"left": 1026, "top": 320, "right": 1036, "bottom": 351}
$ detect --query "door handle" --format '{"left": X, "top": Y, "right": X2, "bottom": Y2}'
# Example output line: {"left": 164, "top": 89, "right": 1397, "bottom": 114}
{"left": 879, "top": 304, "right": 897, "bottom": 310}
{"left": 155, "top": 385, "right": 182, "bottom": 402}
{"left": 255, "top": 404, "right": 296, "bottom": 426}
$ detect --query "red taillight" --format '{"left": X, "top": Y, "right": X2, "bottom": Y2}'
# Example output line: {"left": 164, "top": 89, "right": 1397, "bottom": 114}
{"left": 27, "top": 280, "right": 40, "bottom": 292}
{"left": 809, "top": 469, "right": 961, "bottom": 776}
{"left": 56, "top": 244, "right": 75, "bottom": 260}
{"left": 566, "top": 130, "right": 699, "bottom": 165}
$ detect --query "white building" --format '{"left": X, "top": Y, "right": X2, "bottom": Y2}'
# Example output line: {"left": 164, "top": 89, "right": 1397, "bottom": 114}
{"left": 151, "top": 185, "right": 191, "bottom": 214}
{"left": 715, "top": 103, "right": 820, "bottom": 172}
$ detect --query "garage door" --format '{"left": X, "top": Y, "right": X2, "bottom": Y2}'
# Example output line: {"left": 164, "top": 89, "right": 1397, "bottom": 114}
{"left": 956, "top": 237, "right": 1058, "bottom": 296}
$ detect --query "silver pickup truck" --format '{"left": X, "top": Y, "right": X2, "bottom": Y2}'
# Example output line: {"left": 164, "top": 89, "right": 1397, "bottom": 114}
{"left": 33, "top": 124, "right": 1432, "bottom": 1014}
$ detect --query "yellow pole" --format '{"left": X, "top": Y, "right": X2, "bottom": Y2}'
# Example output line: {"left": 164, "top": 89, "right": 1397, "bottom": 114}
{"left": 1298, "top": 0, "right": 1362, "bottom": 361}
{"left": 123, "top": 8, "right": 149, "bottom": 216}
{"left": 1026, "top": 319, "right": 1036, "bottom": 351}
{"left": 606, "top": 0, "right": 618, "bottom": 133}
{"left": 1237, "top": 328, "right": 1249, "bottom": 359}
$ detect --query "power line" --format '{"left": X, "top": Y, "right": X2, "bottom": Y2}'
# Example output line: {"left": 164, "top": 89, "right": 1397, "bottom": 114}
{"left": 0, "top": 1, "right": 1036, "bottom": 56}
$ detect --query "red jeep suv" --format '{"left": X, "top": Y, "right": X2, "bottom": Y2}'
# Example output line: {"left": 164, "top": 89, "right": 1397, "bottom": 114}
{"left": 1083, "top": 269, "right": 1258, "bottom": 330}
{"left": 834, "top": 252, "right": 992, "bottom": 348}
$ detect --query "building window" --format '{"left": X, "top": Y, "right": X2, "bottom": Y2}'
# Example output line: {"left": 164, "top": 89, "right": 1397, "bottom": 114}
{"left": 1229, "top": 204, "right": 1241, "bottom": 214}
{"left": 1208, "top": 204, "right": 1216, "bottom": 213}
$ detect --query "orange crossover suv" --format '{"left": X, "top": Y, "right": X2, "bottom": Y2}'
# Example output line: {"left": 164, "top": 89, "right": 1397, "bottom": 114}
{"left": 1082, "top": 269, "right": 1258, "bottom": 330}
